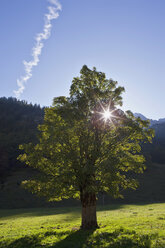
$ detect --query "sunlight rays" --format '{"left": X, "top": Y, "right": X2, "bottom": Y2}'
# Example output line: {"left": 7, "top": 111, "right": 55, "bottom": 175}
{"left": 94, "top": 99, "right": 117, "bottom": 124}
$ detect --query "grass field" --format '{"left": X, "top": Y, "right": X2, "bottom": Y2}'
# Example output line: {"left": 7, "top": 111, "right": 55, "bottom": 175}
{"left": 0, "top": 203, "right": 165, "bottom": 247}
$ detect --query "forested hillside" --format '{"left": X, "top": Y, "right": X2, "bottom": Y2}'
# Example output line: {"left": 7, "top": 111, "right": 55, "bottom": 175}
{"left": 0, "top": 97, "right": 165, "bottom": 208}
{"left": 134, "top": 113, "right": 165, "bottom": 163}
{"left": 0, "top": 97, "right": 44, "bottom": 183}
{"left": 150, "top": 122, "right": 165, "bottom": 163}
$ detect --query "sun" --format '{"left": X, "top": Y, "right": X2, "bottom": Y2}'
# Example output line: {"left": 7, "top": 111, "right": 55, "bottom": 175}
{"left": 101, "top": 109, "right": 112, "bottom": 121}
{"left": 92, "top": 99, "right": 117, "bottom": 124}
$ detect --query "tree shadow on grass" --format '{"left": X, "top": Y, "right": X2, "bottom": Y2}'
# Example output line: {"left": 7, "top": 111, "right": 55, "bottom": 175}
{"left": 51, "top": 229, "right": 96, "bottom": 248}
{"left": 0, "top": 227, "right": 154, "bottom": 248}
{"left": 0, "top": 229, "right": 95, "bottom": 248}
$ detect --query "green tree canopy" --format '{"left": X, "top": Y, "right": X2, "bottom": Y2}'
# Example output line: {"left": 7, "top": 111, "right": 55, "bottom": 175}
{"left": 19, "top": 65, "right": 154, "bottom": 229}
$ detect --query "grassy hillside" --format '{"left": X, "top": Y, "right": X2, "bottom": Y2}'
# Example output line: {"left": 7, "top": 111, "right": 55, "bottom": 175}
{"left": 0, "top": 167, "right": 79, "bottom": 209}
{"left": 0, "top": 204, "right": 165, "bottom": 247}
{"left": 1, "top": 163, "right": 165, "bottom": 209}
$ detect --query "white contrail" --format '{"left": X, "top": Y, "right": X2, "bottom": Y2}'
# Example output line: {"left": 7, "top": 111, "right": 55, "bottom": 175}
{"left": 14, "top": 0, "right": 62, "bottom": 98}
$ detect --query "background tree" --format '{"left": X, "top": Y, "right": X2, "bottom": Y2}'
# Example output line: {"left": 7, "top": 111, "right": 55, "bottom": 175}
{"left": 19, "top": 65, "right": 154, "bottom": 229}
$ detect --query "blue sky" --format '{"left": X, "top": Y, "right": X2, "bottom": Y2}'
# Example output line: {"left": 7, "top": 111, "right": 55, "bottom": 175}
{"left": 1, "top": 0, "right": 165, "bottom": 119}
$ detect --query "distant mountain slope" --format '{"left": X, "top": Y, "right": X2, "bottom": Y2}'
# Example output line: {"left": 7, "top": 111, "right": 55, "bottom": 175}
{"left": 134, "top": 113, "right": 148, "bottom": 120}
{"left": 134, "top": 113, "right": 165, "bottom": 125}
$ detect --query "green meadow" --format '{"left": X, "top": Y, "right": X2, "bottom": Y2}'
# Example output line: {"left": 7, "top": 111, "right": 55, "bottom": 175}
{"left": 0, "top": 203, "right": 165, "bottom": 248}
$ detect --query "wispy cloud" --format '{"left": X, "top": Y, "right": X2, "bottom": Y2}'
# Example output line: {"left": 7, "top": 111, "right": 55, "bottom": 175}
{"left": 14, "top": 0, "right": 62, "bottom": 98}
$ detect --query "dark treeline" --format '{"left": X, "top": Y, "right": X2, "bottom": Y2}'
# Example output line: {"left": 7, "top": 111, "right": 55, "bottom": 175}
{"left": 0, "top": 97, "right": 44, "bottom": 183}
{"left": 0, "top": 97, "right": 165, "bottom": 208}
{"left": 148, "top": 122, "right": 165, "bottom": 164}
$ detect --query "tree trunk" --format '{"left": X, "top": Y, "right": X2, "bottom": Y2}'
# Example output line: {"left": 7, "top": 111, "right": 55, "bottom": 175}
{"left": 80, "top": 191, "right": 98, "bottom": 229}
